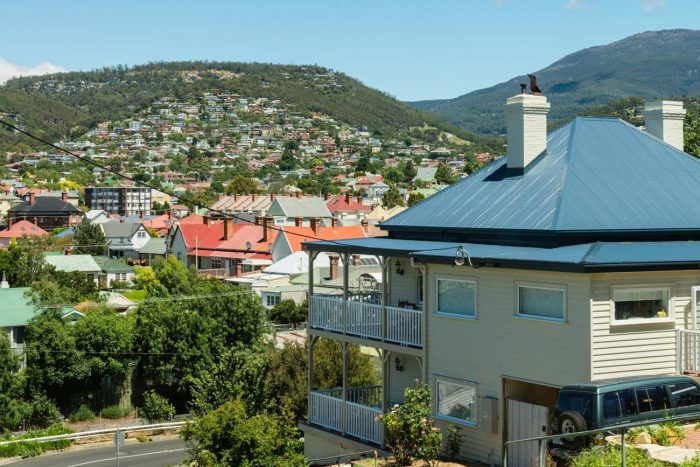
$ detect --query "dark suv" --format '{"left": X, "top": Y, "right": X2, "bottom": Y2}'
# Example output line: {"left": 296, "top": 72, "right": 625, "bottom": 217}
{"left": 552, "top": 375, "right": 700, "bottom": 449}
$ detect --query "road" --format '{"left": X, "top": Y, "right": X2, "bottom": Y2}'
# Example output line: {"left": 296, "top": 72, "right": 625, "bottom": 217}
{"left": 7, "top": 438, "right": 188, "bottom": 467}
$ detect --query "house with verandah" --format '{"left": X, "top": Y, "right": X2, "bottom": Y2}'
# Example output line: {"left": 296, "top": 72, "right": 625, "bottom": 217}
{"left": 300, "top": 96, "right": 700, "bottom": 466}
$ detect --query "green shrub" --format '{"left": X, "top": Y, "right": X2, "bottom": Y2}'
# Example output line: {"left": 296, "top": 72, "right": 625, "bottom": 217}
{"left": 100, "top": 405, "right": 132, "bottom": 420}
{"left": 444, "top": 424, "right": 463, "bottom": 461}
{"left": 140, "top": 391, "right": 174, "bottom": 423}
{"left": 69, "top": 405, "right": 95, "bottom": 423}
{"left": 0, "top": 423, "right": 73, "bottom": 458}
{"left": 376, "top": 382, "right": 442, "bottom": 466}
{"left": 26, "top": 393, "right": 61, "bottom": 427}
{"left": 571, "top": 445, "right": 667, "bottom": 467}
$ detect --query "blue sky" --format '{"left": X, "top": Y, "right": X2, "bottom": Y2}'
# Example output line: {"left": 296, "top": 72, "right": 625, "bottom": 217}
{"left": 0, "top": 0, "right": 697, "bottom": 101}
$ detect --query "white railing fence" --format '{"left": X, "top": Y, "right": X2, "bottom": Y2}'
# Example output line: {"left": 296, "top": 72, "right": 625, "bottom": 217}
{"left": 310, "top": 295, "right": 423, "bottom": 347}
{"left": 309, "top": 388, "right": 383, "bottom": 445}
{"left": 386, "top": 306, "right": 422, "bottom": 347}
{"left": 677, "top": 329, "right": 700, "bottom": 373}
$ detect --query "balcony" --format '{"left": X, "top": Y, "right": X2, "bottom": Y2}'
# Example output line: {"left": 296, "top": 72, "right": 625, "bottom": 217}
{"left": 310, "top": 295, "right": 423, "bottom": 347}
{"left": 308, "top": 385, "right": 383, "bottom": 445}
{"left": 197, "top": 268, "right": 233, "bottom": 279}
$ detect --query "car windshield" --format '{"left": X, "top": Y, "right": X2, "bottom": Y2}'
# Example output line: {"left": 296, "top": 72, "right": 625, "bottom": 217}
{"left": 557, "top": 393, "right": 594, "bottom": 425}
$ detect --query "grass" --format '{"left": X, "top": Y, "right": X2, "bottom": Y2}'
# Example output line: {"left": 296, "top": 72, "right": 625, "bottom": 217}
{"left": 121, "top": 289, "right": 146, "bottom": 302}
{"left": 0, "top": 424, "right": 74, "bottom": 458}
{"left": 571, "top": 445, "right": 667, "bottom": 467}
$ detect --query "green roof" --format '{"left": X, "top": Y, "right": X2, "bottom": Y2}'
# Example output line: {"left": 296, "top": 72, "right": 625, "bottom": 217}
{"left": 139, "top": 237, "right": 166, "bottom": 255}
{"left": 0, "top": 288, "right": 37, "bottom": 326}
{"left": 44, "top": 254, "right": 101, "bottom": 273}
{"left": 93, "top": 256, "right": 134, "bottom": 273}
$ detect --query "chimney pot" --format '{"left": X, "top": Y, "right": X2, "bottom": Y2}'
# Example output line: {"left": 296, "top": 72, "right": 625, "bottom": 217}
{"left": 331, "top": 217, "right": 338, "bottom": 228}
{"left": 262, "top": 216, "right": 269, "bottom": 242}
{"left": 329, "top": 255, "right": 339, "bottom": 280}
{"left": 203, "top": 215, "right": 210, "bottom": 225}
{"left": 505, "top": 94, "right": 550, "bottom": 171}
{"left": 61, "top": 191, "right": 68, "bottom": 203}
{"left": 310, "top": 217, "right": 320, "bottom": 236}
{"left": 224, "top": 218, "right": 234, "bottom": 240}
{"left": 324, "top": 192, "right": 331, "bottom": 201}
{"left": 345, "top": 192, "right": 351, "bottom": 204}
{"left": 294, "top": 216, "right": 303, "bottom": 227}
{"left": 644, "top": 101, "right": 686, "bottom": 151}
{"left": 29, "top": 191, "right": 35, "bottom": 205}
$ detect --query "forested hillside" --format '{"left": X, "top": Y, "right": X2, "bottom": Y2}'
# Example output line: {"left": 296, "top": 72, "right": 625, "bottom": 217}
{"left": 0, "top": 61, "right": 500, "bottom": 151}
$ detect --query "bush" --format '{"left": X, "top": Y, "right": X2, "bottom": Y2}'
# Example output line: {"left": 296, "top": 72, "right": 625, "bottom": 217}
{"left": 26, "top": 393, "right": 61, "bottom": 428}
{"left": 269, "top": 299, "right": 305, "bottom": 324}
{"left": 140, "top": 391, "right": 174, "bottom": 423}
{"left": 69, "top": 405, "right": 95, "bottom": 423}
{"left": 100, "top": 405, "right": 132, "bottom": 420}
{"left": 377, "top": 382, "right": 442, "bottom": 466}
{"left": 444, "top": 424, "right": 463, "bottom": 461}
{"left": 0, "top": 423, "right": 73, "bottom": 458}
{"left": 571, "top": 445, "right": 667, "bottom": 467}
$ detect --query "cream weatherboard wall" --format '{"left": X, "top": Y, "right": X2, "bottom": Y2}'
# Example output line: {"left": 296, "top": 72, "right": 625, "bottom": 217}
{"left": 423, "top": 264, "right": 592, "bottom": 464}
{"left": 590, "top": 270, "right": 700, "bottom": 380}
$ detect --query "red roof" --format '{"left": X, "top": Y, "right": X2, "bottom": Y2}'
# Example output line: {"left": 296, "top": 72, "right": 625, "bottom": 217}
{"left": 281, "top": 225, "right": 366, "bottom": 253}
{"left": 325, "top": 194, "right": 370, "bottom": 213}
{"left": 0, "top": 220, "right": 49, "bottom": 238}
{"left": 178, "top": 222, "right": 278, "bottom": 257}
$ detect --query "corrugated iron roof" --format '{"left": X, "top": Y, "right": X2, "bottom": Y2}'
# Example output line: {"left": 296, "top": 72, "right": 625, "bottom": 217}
{"left": 382, "top": 117, "right": 700, "bottom": 234}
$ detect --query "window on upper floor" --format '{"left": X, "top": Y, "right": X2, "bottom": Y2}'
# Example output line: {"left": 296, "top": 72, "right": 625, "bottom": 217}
{"left": 612, "top": 287, "right": 671, "bottom": 323}
{"left": 436, "top": 278, "right": 476, "bottom": 319}
{"left": 435, "top": 378, "right": 477, "bottom": 426}
{"left": 517, "top": 284, "right": 566, "bottom": 321}
{"left": 137, "top": 231, "right": 147, "bottom": 238}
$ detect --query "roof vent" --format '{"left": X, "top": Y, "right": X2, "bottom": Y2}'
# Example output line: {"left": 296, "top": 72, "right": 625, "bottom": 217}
{"left": 505, "top": 94, "right": 550, "bottom": 171}
{"left": 643, "top": 101, "right": 686, "bottom": 151}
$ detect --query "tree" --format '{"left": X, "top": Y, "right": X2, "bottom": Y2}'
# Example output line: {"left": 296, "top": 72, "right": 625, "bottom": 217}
{"left": 382, "top": 183, "right": 405, "bottom": 209}
{"left": 312, "top": 339, "right": 380, "bottom": 391}
{"left": 407, "top": 192, "right": 426, "bottom": 207}
{"left": 268, "top": 299, "right": 305, "bottom": 325}
{"left": 403, "top": 160, "right": 417, "bottom": 182}
{"left": 74, "top": 223, "right": 107, "bottom": 256}
{"left": 686, "top": 110, "right": 700, "bottom": 158}
{"left": 0, "top": 332, "right": 30, "bottom": 430}
{"left": 181, "top": 399, "right": 305, "bottom": 467}
{"left": 0, "top": 238, "right": 51, "bottom": 287}
{"left": 435, "top": 163, "right": 455, "bottom": 184}
{"left": 225, "top": 175, "right": 259, "bottom": 195}
{"left": 27, "top": 270, "right": 100, "bottom": 309}
{"left": 279, "top": 148, "right": 298, "bottom": 171}
{"left": 140, "top": 390, "right": 175, "bottom": 423}
{"left": 150, "top": 256, "right": 196, "bottom": 296}
{"left": 264, "top": 343, "right": 307, "bottom": 422}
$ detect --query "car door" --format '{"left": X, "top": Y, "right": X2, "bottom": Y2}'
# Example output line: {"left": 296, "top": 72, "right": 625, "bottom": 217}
{"left": 635, "top": 385, "right": 673, "bottom": 422}
{"left": 602, "top": 389, "right": 639, "bottom": 428}
{"left": 668, "top": 381, "right": 700, "bottom": 416}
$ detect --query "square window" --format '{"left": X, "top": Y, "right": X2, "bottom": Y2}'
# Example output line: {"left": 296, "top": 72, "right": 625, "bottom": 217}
{"left": 436, "top": 279, "right": 476, "bottom": 318}
{"left": 613, "top": 288, "right": 670, "bottom": 322}
{"left": 517, "top": 285, "right": 565, "bottom": 320}
{"left": 436, "top": 379, "right": 477, "bottom": 425}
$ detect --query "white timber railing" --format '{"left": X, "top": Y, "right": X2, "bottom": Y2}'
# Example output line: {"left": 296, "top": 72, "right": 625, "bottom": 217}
{"left": 310, "top": 295, "right": 423, "bottom": 347}
{"left": 677, "top": 329, "right": 700, "bottom": 374}
{"left": 309, "top": 387, "right": 383, "bottom": 445}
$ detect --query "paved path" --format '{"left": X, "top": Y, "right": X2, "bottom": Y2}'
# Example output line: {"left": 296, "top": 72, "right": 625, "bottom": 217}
{"left": 6, "top": 438, "right": 187, "bottom": 467}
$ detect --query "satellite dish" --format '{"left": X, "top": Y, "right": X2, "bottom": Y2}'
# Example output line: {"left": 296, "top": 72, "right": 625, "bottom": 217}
{"left": 245, "top": 241, "right": 253, "bottom": 250}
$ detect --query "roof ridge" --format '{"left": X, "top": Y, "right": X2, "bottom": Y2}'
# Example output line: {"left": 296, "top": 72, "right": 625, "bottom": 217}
{"left": 581, "top": 241, "right": 603, "bottom": 264}
{"left": 619, "top": 118, "right": 700, "bottom": 164}
{"left": 552, "top": 119, "right": 577, "bottom": 230}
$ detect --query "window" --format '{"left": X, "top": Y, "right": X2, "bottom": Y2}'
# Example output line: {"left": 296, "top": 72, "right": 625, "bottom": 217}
{"left": 603, "top": 389, "right": 637, "bottom": 419}
{"left": 613, "top": 288, "right": 671, "bottom": 322}
{"left": 436, "top": 379, "right": 477, "bottom": 425}
{"left": 137, "top": 230, "right": 147, "bottom": 239}
{"left": 517, "top": 285, "right": 565, "bottom": 321}
{"left": 436, "top": 278, "right": 476, "bottom": 318}
{"left": 668, "top": 382, "right": 700, "bottom": 408}
{"left": 557, "top": 392, "right": 595, "bottom": 426}
{"left": 211, "top": 257, "right": 224, "bottom": 269}
{"left": 265, "top": 294, "right": 280, "bottom": 308}
{"left": 635, "top": 385, "right": 671, "bottom": 413}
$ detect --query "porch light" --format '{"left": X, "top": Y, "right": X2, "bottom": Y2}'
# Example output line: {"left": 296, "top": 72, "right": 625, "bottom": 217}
{"left": 394, "top": 355, "right": 403, "bottom": 372}
{"left": 395, "top": 259, "right": 404, "bottom": 276}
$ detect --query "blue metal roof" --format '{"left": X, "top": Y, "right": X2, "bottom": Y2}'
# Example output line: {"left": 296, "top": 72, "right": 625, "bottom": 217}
{"left": 306, "top": 237, "right": 700, "bottom": 271}
{"left": 383, "top": 117, "right": 700, "bottom": 234}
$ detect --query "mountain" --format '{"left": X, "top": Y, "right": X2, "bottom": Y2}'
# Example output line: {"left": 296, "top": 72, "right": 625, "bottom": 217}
{"left": 410, "top": 29, "right": 700, "bottom": 135}
{"left": 0, "top": 61, "right": 500, "bottom": 151}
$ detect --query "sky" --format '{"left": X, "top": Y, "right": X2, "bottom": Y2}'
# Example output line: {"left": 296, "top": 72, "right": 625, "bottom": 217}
{"left": 0, "top": 0, "right": 698, "bottom": 101}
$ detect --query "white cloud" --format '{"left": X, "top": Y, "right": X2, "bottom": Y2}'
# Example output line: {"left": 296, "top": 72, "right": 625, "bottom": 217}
{"left": 641, "top": 0, "right": 666, "bottom": 11}
{"left": 0, "top": 58, "right": 65, "bottom": 84}
{"left": 565, "top": 0, "right": 581, "bottom": 10}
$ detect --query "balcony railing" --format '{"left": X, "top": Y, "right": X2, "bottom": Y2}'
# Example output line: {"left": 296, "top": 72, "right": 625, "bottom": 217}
{"left": 310, "top": 295, "right": 423, "bottom": 347}
{"left": 309, "top": 386, "right": 383, "bottom": 445}
{"left": 197, "top": 268, "right": 232, "bottom": 278}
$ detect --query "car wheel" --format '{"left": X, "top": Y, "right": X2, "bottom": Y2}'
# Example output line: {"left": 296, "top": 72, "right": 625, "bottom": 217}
{"left": 558, "top": 411, "right": 588, "bottom": 450}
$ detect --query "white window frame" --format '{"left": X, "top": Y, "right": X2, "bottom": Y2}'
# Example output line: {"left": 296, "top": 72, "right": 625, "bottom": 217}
{"left": 435, "top": 277, "right": 477, "bottom": 320}
{"left": 610, "top": 286, "right": 673, "bottom": 325}
{"left": 434, "top": 376, "right": 478, "bottom": 427}
{"left": 516, "top": 283, "right": 567, "bottom": 323}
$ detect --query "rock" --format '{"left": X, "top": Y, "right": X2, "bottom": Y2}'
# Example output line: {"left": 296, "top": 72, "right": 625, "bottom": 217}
{"left": 634, "top": 432, "right": 653, "bottom": 444}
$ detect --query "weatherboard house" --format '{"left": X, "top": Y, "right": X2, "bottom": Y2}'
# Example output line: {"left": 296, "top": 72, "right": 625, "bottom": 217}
{"left": 300, "top": 96, "right": 700, "bottom": 465}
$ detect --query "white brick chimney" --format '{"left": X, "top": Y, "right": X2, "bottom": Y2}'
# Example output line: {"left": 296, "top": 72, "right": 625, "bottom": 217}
{"left": 643, "top": 101, "right": 686, "bottom": 151}
{"left": 505, "top": 94, "right": 550, "bottom": 171}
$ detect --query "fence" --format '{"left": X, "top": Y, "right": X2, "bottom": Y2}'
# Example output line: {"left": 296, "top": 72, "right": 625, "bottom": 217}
{"left": 504, "top": 411, "right": 700, "bottom": 467}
